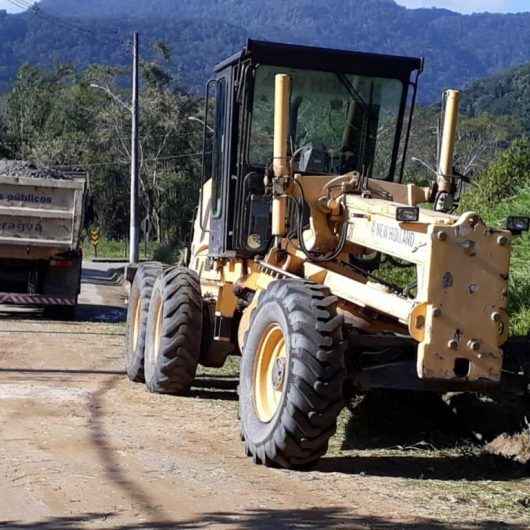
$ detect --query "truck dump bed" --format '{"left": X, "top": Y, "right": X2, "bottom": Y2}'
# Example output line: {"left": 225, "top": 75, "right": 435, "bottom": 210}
{"left": 0, "top": 161, "right": 86, "bottom": 309}
{"left": 0, "top": 168, "right": 85, "bottom": 259}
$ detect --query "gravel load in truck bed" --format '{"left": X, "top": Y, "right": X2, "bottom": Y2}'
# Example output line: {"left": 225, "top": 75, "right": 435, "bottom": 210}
{"left": 0, "top": 160, "right": 71, "bottom": 180}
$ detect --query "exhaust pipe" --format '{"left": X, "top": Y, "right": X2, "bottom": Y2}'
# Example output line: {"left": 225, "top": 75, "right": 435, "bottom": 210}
{"left": 435, "top": 89, "right": 460, "bottom": 212}
{"left": 272, "top": 74, "right": 292, "bottom": 236}
{"left": 273, "top": 74, "right": 291, "bottom": 178}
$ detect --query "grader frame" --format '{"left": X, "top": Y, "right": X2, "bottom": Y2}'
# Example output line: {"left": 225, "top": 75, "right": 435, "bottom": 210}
{"left": 191, "top": 40, "right": 519, "bottom": 388}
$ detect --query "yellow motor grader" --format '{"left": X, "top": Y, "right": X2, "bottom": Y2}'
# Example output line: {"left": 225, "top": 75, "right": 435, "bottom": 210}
{"left": 126, "top": 40, "right": 529, "bottom": 469}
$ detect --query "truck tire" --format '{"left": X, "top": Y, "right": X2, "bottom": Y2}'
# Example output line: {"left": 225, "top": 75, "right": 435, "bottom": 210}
{"left": 239, "top": 280, "right": 346, "bottom": 469}
{"left": 43, "top": 303, "right": 77, "bottom": 321}
{"left": 125, "top": 262, "right": 163, "bottom": 382}
{"left": 144, "top": 266, "right": 202, "bottom": 394}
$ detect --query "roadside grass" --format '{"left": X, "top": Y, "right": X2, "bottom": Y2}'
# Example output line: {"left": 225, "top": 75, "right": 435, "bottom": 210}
{"left": 82, "top": 238, "right": 159, "bottom": 261}
{"left": 82, "top": 237, "right": 185, "bottom": 264}
{"left": 196, "top": 355, "right": 240, "bottom": 379}
{"left": 328, "top": 398, "right": 530, "bottom": 519}
{"left": 476, "top": 186, "right": 530, "bottom": 336}
{"left": 82, "top": 238, "right": 152, "bottom": 260}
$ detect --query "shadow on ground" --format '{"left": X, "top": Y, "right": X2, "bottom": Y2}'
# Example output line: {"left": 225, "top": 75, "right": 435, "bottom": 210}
{"left": 0, "top": 303, "right": 126, "bottom": 325}
{"left": 73, "top": 303, "right": 126, "bottom": 323}
{"left": 320, "top": 389, "right": 530, "bottom": 480}
{"left": 0, "top": 368, "right": 124, "bottom": 376}
{"left": 316, "top": 453, "right": 528, "bottom": 481}
{"left": 342, "top": 390, "right": 529, "bottom": 450}
{"left": 81, "top": 266, "right": 125, "bottom": 286}
{"left": 1, "top": 509, "right": 527, "bottom": 529}
{"left": 189, "top": 375, "right": 238, "bottom": 401}
{"left": 86, "top": 376, "right": 173, "bottom": 522}
{"left": 0, "top": 265, "right": 126, "bottom": 324}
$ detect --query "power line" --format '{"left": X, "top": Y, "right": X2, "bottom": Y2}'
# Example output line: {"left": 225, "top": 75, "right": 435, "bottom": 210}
{"left": 12, "top": 0, "right": 103, "bottom": 33}
{"left": 6, "top": 0, "right": 129, "bottom": 53}
{"left": 51, "top": 152, "right": 207, "bottom": 169}
{"left": 8, "top": 0, "right": 90, "bottom": 35}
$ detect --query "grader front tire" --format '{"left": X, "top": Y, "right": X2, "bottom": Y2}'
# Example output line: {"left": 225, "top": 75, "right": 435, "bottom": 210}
{"left": 239, "top": 280, "right": 346, "bottom": 469}
{"left": 144, "top": 267, "right": 202, "bottom": 395}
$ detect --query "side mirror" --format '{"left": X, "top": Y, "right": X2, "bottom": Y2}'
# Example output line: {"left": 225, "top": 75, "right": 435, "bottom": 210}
{"left": 506, "top": 216, "right": 530, "bottom": 236}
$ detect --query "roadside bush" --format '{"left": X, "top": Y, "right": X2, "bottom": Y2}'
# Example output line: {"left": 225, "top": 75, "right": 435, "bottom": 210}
{"left": 152, "top": 242, "right": 183, "bottom": 264}
{"left": 460, "top": 140, "right": 530, "bottom": 336}
{"left": 459, "top": 137, "right": 530, "bottom": 212}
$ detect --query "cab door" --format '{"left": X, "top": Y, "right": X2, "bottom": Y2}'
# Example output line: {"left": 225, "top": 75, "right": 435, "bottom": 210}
{"left": 208, "top": 67, "right": 235, "bottom": 257}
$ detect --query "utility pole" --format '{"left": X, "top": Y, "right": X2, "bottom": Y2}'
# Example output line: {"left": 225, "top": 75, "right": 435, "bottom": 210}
{"left": 129, "top": 31, "right": 140, "bottom": 264}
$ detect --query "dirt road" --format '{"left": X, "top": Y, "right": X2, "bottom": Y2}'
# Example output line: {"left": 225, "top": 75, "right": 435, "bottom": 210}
{"left": 0, "top": 263, "right": 529, "bottom": 529}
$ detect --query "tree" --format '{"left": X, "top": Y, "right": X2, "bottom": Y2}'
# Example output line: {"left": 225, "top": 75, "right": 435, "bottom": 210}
{"left": 0, "top": 94, "right": 10, "bottom": 157}
{"left": 459, "top": 137, "right": 530, "bottom": 213}
{"left": 403, "top": 106, "right": 524, "bottom": 185}
{"left": 3, "top": 53, "right": 204, "bottom": 245}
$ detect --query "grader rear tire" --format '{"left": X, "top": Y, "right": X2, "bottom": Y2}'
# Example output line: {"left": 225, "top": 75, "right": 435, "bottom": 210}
{"left": 144, "top": 266, "right": 202, "bottom": 394}
{"left": 239, "top": 280, "right": 346, "bottom": 469}
{"left": 125, "top": 262, "right": 163, "bottom": 382}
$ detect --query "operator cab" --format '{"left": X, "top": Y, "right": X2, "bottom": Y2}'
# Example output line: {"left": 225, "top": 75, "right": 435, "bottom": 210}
{"left": 201, "top": 39, "right": 422, "bottom": 258}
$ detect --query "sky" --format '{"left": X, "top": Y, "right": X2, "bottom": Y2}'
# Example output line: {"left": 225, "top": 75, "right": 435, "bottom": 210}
{"left": 396, "top": 0, "right": 529, "bottom": 12}
{"left": 0, "top": 0, "right": 528, "bottom": 14}
{"left": 0, "top": 0, "right": 33, "bottom": 11}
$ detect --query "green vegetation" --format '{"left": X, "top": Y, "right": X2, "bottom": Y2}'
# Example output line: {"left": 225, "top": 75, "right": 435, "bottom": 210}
{"left": 0, "top": 51, "right": 203, "bottom": 248}
{"left": 460, "top": 138, "right": 530, "bottom": 211}
{"left": 82, "top": 237, "right": 157, "bottom": 261}
{"left": 0, "top": 0, "right": 529, "bottom": 101}
{"left": 460, "top": 138, "right": 530, "bottom": 336}
{"left": 81, "top": 235, "right": 184, "bottom": 264}
{"left": 462, "top": 63, "right": 530, "bottom": 136}
{"left": 403, "top": 106, "right": 524, "bottom": 184}
{"left": 0, "top": 5, "right": 528, "bottom": 330}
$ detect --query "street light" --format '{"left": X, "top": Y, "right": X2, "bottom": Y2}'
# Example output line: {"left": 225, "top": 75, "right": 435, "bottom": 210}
{"left": 188, "top": 116, "right": 214, "bottom": 134}
{"left": 90, "top": 83, "right": 131, "bottom": 114}
{"left": 411, "top": 157, "right": 437, "bottom": 176}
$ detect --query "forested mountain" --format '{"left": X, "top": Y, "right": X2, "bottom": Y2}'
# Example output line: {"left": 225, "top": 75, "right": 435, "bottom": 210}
{"left": 462, "top": 62, "right": 530, "bottom": 135}
{"left": 0, "top": 0, "right": 529, "bottom": 101}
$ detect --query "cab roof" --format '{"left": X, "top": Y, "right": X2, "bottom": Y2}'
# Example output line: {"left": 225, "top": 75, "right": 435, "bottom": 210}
{"left": 215, "top": 39, "right": 423, "bottom": 81}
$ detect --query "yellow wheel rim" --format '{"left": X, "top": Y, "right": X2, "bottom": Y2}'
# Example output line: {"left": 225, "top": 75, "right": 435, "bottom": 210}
{"left": 254, "top": 324, "right": 288, "bottom": 423}
{"left": 153, "top": 299, "right": 164, "bottom": 357}
{"left": 132, "top": 298, "right": 142, "bottom": 351}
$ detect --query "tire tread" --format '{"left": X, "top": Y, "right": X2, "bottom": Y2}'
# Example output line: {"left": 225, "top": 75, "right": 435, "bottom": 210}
{"left": 240, "top": 279, "right": 346, "bottom": 469}
{"left": 145, "top": 267, "right": 202, "bottom": 394}
{"left": 125, "top": 262, "right": 163, "bottom": 382}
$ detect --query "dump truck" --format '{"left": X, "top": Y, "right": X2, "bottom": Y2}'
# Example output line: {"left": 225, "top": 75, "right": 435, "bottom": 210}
{"left": 125, "top": 40, "right": 529, "bottom": 469}
{"left": 0, "top": 160, "right": 86, "bottom": 316}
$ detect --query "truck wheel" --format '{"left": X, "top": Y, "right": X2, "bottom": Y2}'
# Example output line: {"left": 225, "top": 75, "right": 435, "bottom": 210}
{"left": 125, "top": 262, "right": 163, "bottom": 382}
{"left": 144, "top": 267, "right": 202, "bottom": 394}
{"left": 57, "top": 304, "right": 77, "bottom": 320}
{"left": 44, "top": 303, "right": 77, "bottom": 321}
{"left": 239, "top": 280, "right": 346, "bottom": 469}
